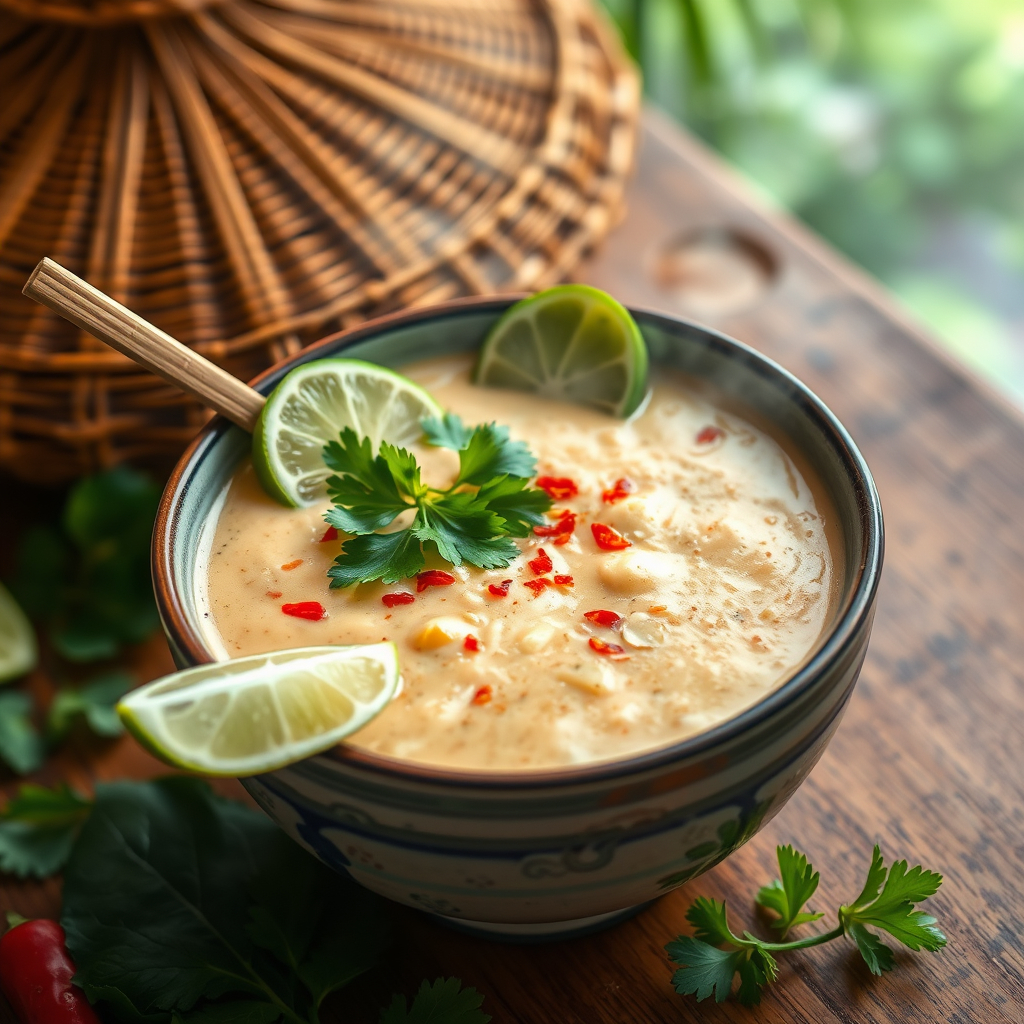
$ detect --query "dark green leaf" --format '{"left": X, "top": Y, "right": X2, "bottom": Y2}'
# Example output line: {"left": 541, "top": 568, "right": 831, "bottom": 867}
{"left": 735, "top": 947, "right": 775, "bottom": 1006}
{"left": 755, "top": 845, "right": 823, "bottom": 935}
{"left": 475, "top": 476, "right": 550, "bottom": 537}
{"left": 421, "top": 413, "right": 473, "bottom": 451}
{"left": 328, "top": 530, "right": 426, "bottom": 587}
{"left": 667, "top": 937, "right": 743, "bottom": 1003}
{"left": 324, "top": 429, "right": 415, "bottom": 534}
{"left": 454, "top": 424, "right": 536, "bottom": 486}
{"left": 0, "top": 782, "right": 92, "bottom": 878}
{"left": 0, "top": 692, "right": 43, "bottom": 774}
{"left": 685, "top": 896, "right": 735, "bottom": 946}
{"left": 850, "top": 844, "right": 887, "bottom": 908}
{"left": 415, "top": 495, "right": 518, "bottom": 569}
{"left": 48, "top": 671, "right": 132, "bottom": 742}
{"left": 379, "top": 978, "right": 490, "bottom": 1024}
{"left": 849, "top": 922, "right": 895, "bottom": 976}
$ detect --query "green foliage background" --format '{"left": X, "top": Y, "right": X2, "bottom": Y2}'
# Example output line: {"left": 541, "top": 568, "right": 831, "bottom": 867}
{"left": 602, "top": 0, "right": 1024, "bottom": 402}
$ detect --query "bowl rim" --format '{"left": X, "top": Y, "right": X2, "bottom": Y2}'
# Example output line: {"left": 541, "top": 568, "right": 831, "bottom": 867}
{"left": 154, "top": 294, "right": 883, "bottom": 791}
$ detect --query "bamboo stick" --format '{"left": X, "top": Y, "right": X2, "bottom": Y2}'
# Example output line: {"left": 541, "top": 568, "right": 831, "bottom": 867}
{"left": 22, "top": 257, "right": 266, "bottom": 432}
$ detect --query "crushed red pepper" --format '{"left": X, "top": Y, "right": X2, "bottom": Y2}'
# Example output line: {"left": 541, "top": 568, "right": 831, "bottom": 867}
{"left": 602, "top": 477, "right": 636, "bottom": 504}
{"left": 528, "top": 548, "right": 553, "bottom": 575}
{"left": 471, "top": 684, "right": 492, "bottom": 705}
{"left": 382, "top": 592, "right": 415, "bottom": 608}
{"left": 534, "top": 510, "right": 576, "bottom": 545}
{"left": 320, "top": 526, "right": 339, "bottom": 542}
{"left": 535, "top": 476, "right": 579, "bottom": 500}
{"left": 488, "top": 579, "right": 512, "bottom": 597}
{"left": 281, "top": 601, "right": 326, "bottom": 621}
{"left": 553, "top": 574, "right": 574, "bottom": 586}
{"left": 696, "top": 425, "right": 725, "bottom": 444}
{"left": 584, "top": 609, "right": 623, "bottom": 628}
{"left": 523, "top": 578, "right": 552, "bottom": 595}
{"left": 280, "top": 559, "right": 304, "bottom": 571}
{"left": 463, "top": 635, "right": 481, "bottom": 653}
{"left": 589, "top": 637, "right": 627, "bottom": 656}
{"left": 266, "top": 590, "right": 283, "bottom": 599}
{"left": 591, "top": 523, "right": 631, "bottom": 551}
{"left": 416, "top": 570, "right": 456, "bottom": 592}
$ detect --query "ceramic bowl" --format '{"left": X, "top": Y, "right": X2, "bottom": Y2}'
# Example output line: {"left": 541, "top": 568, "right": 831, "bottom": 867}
{"left": 154, "top": 296, "right": 883, "bottom": 939}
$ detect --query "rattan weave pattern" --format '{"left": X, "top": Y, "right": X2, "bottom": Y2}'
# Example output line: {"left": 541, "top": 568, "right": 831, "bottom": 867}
{"left": 0, "top": 0, "right": 638, "bottom": 481}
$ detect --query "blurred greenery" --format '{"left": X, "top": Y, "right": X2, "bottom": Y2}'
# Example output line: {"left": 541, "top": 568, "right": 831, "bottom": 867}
{"left": 602, "top": 0, "right": 1024, "bottom": 402}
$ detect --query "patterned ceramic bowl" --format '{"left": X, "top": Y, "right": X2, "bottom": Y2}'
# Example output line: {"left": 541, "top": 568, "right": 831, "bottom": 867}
{"left": 154, "top": 297, "right": 883, "bottom": 939}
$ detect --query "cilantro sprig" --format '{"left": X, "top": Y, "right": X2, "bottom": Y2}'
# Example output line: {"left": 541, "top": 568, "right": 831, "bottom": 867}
{"left": 667, "top": 844, "right": 946, "bottom": 1006}
{"left": 323, "top": 414, "right": 551, "bottom": 587}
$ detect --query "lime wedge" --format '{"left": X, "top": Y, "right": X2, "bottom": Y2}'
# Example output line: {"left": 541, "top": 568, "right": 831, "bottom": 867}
{"left": 117, "top": 643, "right": 399, "bottom": 776}
{"left": 253, "top": 359, "right": 443, "bottom": 507}
{"left": 474, "top": 285, "right": 648, "bottom": 417}
{"left": 0, "top": 582, "right": 37, "bottom": 683}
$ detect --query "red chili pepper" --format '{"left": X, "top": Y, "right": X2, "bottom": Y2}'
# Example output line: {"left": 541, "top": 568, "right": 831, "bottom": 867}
{"left": 0, "top": 917, "right": 101, "bottom": 1024}
{"left": 584, "top": 609, "right": 623, "bottom": 628}
{"left": 464, "top": 635, "right": 481, "bottom": 652}
{"left": 591, "top": 523, "right": 631, "bottom": 550}
{"left": 382, "top": 592, "right": 415, "bottom": 608}
{"left": 523, "top": 578, "right": 552, "bottom": 595}
{"left": 471, "top": 684, "right": 492, "bottom": 705}
{"left": 416, "top": 570, "right": 456, "bottom": 592}
{"left": 488, "top": 579, "right": 512, "bottom": 597}
{"left": 266, "top": 590, "right": 283, "bottom": 599}
{"left": 320, "top": 526, "right": 339, "bottom": 542}
{"left": 281, "top": 601, "right": 326, "bottom": 621}
{"left": 281, "top": 559, "right": 304, "bottom": 571}
{"left": 528, "top": 548, "right": 553, "bottom": 575}
{"left": 535, "top": 476, "right": 578, "bottom": 500}
{"left": 534, "top": 511, "right": 576, "bottom": 543}
{"left": 553, "top": 574, "right": 574, "bottom": 586}
{"left": 589, "top": 637, "right": 627, "bottom": 656}
{"left": 602, "top": 477, "right": 636, "bottom": 504}
{"left": 696, "top": 425, "right": 725, "bottom": 444}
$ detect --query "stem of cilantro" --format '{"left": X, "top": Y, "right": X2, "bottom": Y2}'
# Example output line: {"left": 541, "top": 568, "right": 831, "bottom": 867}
{"left": 748, "top": 923, "right": 845, "bottom": 952}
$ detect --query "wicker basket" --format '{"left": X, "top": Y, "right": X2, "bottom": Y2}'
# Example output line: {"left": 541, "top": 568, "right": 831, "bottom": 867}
{"left": 0, "top": 0, "right": 638, "bottom": 482}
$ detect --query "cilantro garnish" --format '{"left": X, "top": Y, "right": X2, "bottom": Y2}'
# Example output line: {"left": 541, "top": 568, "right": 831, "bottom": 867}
{"left": 667, "top": 844, "right": 946, "bottom": 1006}
{"left": 323, "top": 414, "right": 550, "bottom": 587}
{"left": 379, "top": 977, "right": 491, "bottom": 1024}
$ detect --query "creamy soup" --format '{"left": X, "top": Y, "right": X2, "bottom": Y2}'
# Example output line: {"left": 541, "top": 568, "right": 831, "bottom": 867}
{"left": 199, "top": 355, "right": 839, "bottom": 770}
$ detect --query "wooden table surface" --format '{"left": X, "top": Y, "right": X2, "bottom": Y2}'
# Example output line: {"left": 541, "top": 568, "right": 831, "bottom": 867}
{"left": 3, "top": 109, "right": 1023, "bottom": 1024}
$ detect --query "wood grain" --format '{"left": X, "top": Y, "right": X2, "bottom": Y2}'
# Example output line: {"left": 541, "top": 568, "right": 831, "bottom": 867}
{"left": 3, "top": 109, "right": 1023, "bottom": 1024}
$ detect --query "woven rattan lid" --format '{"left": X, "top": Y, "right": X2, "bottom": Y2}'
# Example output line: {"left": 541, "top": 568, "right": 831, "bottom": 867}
{"left": 0, "top": 0, "right": 638, "bottom": 481}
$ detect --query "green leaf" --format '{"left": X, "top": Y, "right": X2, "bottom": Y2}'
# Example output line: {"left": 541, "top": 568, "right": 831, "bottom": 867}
{"left": 454, "top": 423, "right": 536, "bottom": 486}
{"left": 328, "top": 530, "right": 426, "bottom": 587}
{"left": 685, "top": 896, "right": 735, "bottom": 946}
{"left": 475, "top": 476, "right": 550, "bottom": 537}
{"left": 666, "top": 937, "right": 744, "bottom": 1003}
{"left": 0, "top": 692, "right": 43, "bottom": 774}
{"left": 48, "top": 671, "right": 132, "bottom": 742}
{"left": 62, "top": 777, "right": 390, "bottom": 1023}
{"left": 0, "top": 782, "right": 92, "bottom": 879}
{"left": 415, "top": 495, "right": 519, "bottom": 569}
{"left": 848, "top": 922, "right": 895, "bottom": 976}
{"left": 421, "top": 413, "right": 473, "bottom": 451}
{"left": 755, "top": 845, "right": 823, "bottom": 935}
{"left": 735, "top": 947, "right": 776, "bottom": 1006}
{"left": 379, "top": 978, "right": 490, "bottom": 1024}
{"left": 324, "top": 429, "right": 415, "bottom": 534}
{"left": 850, "top": 844, "right": 887, "bottom": 908}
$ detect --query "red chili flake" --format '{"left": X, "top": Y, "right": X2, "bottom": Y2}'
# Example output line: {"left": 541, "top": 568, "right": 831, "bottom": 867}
{"left": 282, "top": 601, "right": 326, "bottom": 621}
{"left": 591, "top": 523, "right": 631, "bottom": 551}
{"left": 535, "top": 476, "right": 579, "bottom": 500}
{"left": 464, "top": 635, "right": 481, "bottom": 652}
{"left": 471, "top": 684, "right": 492, "bottom": 705}
{"left": 382, "top": 592, "right": 415, "bottom": 608}
{"left": 281, "top": 559, "right": 304, "bottom": 571}
{"left": 320, "top": 526, "right": 339, "bottom": 542}
{"left": 488, "top": 579, "right": 513, "bottom": 597}
{"left": 553, "top": 574, "right": 574, "bottom": 586}
{"left": 416, "top": 570, "right": 456, "bottom": 592}
{"left": 528, "top": 548, "right": 553, "bottom": 575}
{"left": 584, "top": 609, "right": 624, "bottom": 628}
{"left": 266, "top": 590, "right": 283, "bottom": 599}
{"left": 523, "top": 578, "right": 553, "bottom": 595}
{"left": 602, "top": 477, "right": 636, "bottom": 504}
{"left": 534, "top": 511, "right": 576, "bottom": 541}
{"left": 696, "top": 425, "right": 725, "bottom": 445}
{"left": 589, "top": 637, "right": 626, "bottom": 656}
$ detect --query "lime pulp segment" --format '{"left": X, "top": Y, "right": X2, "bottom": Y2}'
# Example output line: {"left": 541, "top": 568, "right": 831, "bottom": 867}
{"left": 117, "top": 644, "right": 400, "bottom": 777}
{"left": 253, "top": 359, "right": 443, "bottom": 507}
{"left": 474, "top": 285, "right": 648, "bottom": 417}
{"left": 0, "top": 582, "right": 37, "bottom": 683}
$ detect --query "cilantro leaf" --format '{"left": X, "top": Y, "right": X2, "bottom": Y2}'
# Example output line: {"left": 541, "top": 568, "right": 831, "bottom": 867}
{"left": 685, "top": 896, "right": 736, "bottom": 945}
{"left": 850, "top": 843, "right": 888, "bottom": 908}
{"left": 848, "top": 922, "right": 896, "bottom": 975}
{"left": 379, "top": 978, "right": 491, "bottom": 1024}
{"left": 0, "top": 691, "right": 43, "bottom": 774}
{"left": 422, "top": 414, "right": 473, "bottom": 451}
{"left": 756, "top": 844, "right": 824, "bottom": 936}
{"left": 736, "top": 947, "right": 777, "bottom": 1006}
{"left": 0, "top": 782, "right": 92, "bottom": 878}
{"left": 328, "top": 531, "right": 426, "bottom": 587}
{"left": 667, "top": 937, "right": 745, "bottom": 1003}
{"left": 415, "top": 494, "right": 519, "bottom": 569}
{"left": 475, "top": 476, "right": 550, "bottom": 537}
{"left": 454, "top": 422, "right": 536, "bottom": 486}
{"left": 48, "top": 671, "right": 132, "bottom": 742}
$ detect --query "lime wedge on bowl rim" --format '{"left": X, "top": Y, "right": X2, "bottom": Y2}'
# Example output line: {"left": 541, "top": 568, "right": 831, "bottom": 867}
{"left": 474, "top": 284, "right": 648, "bottom": 417}
{"left": 117, "top": 643, "right": 399, "bottom": 777}
{"left": 0, "top": 582, "right": 37, "bottom": 683}
{"left": 253, "top": 359, "right": 443, "bottom": 507}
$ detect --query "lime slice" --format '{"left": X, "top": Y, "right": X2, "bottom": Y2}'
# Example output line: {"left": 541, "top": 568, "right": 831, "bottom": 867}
{"left": 253, "top": 359, "right": 443, "bottom": 507}
{"left": 474, "top": 285, "right": 648, "bottom": 417}
{"left": 117, "top": 643, "right": 399, "bottom": 776}
{"left": 0, "top": 582, "right": 37, "bottom": 683}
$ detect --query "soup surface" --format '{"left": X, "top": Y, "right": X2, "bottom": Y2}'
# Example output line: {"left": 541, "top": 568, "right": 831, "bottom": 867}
{"left": 200, "top": 355, "right": 837, "bottom": 769}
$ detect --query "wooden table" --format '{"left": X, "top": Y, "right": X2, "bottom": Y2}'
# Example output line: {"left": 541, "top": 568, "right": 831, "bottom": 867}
{"left": 3, "top": 108, "right": 1023, "bottom": 1024}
